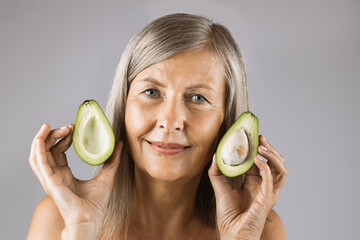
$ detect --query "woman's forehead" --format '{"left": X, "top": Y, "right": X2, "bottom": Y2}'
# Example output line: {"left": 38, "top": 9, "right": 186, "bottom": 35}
{"left": 133, "top": 50, "right": 225, "bottom": 87}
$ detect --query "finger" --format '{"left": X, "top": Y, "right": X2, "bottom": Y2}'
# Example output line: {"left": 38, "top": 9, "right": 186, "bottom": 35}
{"left": 258, "top": 143, "right": 287, "bottom": 200}
{"left": 273, "top": 170, "right": 287, "bottom": 198}
{"left": 259, "top": 135, "right": 284, "bottom": 163}
{"left": 29, "top": 152, "right": 45, "bottom": 187}
{"left": 96, "top": 141, "right": 123, "bottom": 187}
{"left": 254, "top": 155, "right": 273, "bottom": 202}
{"left": 257, "top": 144, "right": 287, "bottom": 176}
{"left": 30, "top": 123, "right": 50, "bottom": 160}
{"left": 208, "top": 154, "right": 232, "bottom": 198}
{"left": 30, "top": 123, "right": 52, "bottom": 185}
{"left": 45, "top": 126, "right": 71, "bottom": 151}
{"left": 30, "top": 140, "right": 41, "bottom": 182}
{"left": 36, "top": 137, "right": 54, "bottom": 179}
{"left": 36, "top": 126, "right": 79, "bottom": 211}
{"left": 33, "top": 123, "right": 54, "bottom": 176}
{"left": 45, "top": 126, "right": 72, "bottom": 167}
{"left": 51, "top": 124, "right": 74, "bottom": 167}
{"left": 245, "top": 156, "right": 274, "bottom": 218}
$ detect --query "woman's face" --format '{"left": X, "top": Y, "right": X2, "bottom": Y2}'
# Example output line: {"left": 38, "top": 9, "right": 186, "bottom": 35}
{"left": 125, "top": 49, "right": 226, "bottom": 181}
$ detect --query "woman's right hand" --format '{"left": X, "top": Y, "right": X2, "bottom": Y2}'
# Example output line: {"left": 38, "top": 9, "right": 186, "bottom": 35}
{"left": 29, "top": 123, "right": 122, "bottom": 239}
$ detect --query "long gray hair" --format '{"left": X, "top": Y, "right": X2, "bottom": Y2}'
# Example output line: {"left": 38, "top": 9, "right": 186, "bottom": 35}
{"left": 95, "top": 13, "right": 249, "bottom": 239}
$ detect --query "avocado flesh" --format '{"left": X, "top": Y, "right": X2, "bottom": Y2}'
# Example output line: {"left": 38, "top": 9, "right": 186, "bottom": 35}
{"left": 216, "top": 112, "right": 259, "bottom": 177}
{"left": 72, "top": 100, "right": 115, "bottom": 165}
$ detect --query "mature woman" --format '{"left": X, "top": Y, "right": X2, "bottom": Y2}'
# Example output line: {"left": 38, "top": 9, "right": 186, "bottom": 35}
{"left": 27, "top": 13, "right": 287, "bottom": 239}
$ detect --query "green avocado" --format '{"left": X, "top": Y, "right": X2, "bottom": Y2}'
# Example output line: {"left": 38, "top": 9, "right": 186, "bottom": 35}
{"left": 72, "top": 99, "right": 115, "bottom": 165}
{"left": 216, "top": 111, "right": 259, "bottom": 177}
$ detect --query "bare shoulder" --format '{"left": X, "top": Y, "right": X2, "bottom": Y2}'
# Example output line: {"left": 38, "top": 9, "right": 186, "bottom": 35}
{"left": 261, "top": 209, "right": 287, "bottom": 240}
{"left": 27, "top": 196, "right": 64, "bottom": 240}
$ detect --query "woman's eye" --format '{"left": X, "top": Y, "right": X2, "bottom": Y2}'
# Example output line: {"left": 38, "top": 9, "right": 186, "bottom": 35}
{"left": 144, "top": 89, "right": 158, "bottom": 97}
{"left": 190, "top": 94, "right": 206, "bottom": 103}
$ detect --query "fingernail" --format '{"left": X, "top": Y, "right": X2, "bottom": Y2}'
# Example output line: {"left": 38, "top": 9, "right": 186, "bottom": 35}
{"left": 60, "top": 126, "right": 68, "bottom": 129}
{"left": 261, "top": 145, "right": 268, "bottom": 151}
{"left": 41, "top": 123, "right": 45, "bottom": 129}
{"left": 263, "top": 136, "right": 267, "bottom": 142}
{"left": 257, "top": 154, "right": 267, "bottom": 162}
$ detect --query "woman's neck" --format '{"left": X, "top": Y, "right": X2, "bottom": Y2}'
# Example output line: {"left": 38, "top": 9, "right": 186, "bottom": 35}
{"left": 129, "top": 165, "right": 208, "bottom": 239}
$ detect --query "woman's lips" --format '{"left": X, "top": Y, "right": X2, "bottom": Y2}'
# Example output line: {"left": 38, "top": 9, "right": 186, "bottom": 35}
{"left": 145, "top": 140, "right": 190, "bottom": 155}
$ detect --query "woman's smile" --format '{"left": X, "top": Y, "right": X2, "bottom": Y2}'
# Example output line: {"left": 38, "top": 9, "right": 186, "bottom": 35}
{"left": 145, "top": 139, "right": 191, "bottom": 155}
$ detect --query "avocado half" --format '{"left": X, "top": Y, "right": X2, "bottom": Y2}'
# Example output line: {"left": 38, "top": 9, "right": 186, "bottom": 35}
{"left": 216, "top": 111, "right": 259, "bottom": 177}
{"left": 72, "top": 99, "right": 115, "bottom": 165}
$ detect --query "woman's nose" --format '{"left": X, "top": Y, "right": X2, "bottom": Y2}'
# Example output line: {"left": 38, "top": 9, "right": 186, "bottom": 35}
{"left": 157, "top": 99, "right": 185, "bottom": 132}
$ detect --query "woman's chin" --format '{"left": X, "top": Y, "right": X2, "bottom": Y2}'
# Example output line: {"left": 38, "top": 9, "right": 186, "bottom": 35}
{"left": 146, "top": 165, "right": 188, "bottom": 182}
{"left": 135, "top": 160, "right": 192, "bottom": 182}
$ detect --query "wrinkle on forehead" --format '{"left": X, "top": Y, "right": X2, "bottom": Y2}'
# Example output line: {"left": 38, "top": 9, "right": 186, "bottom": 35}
{"left": 133, "top": 49, "right": 225, "bottom": 87}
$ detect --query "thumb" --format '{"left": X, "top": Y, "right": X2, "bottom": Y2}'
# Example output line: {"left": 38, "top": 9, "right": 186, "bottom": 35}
{"left": 96, "top": 141, "right": 123, "bottom": 185}
{"left": 208, "top": 154, "right": 232, "bottom": 198}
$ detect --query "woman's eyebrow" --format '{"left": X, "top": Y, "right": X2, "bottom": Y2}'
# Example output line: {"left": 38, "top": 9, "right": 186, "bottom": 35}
{"left": 137, "top": 77, "right": 215, "bottom": 92}
{"left": 186, "top": 83, "right": 215, "bottom": 92}
{"left": 137, "top": 77, "right": 166, "bottom": 87}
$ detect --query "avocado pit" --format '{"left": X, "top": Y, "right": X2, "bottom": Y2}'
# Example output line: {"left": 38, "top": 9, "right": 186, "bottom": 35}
{"left": 222, "top": 128, "right": 249, "bottom": 166}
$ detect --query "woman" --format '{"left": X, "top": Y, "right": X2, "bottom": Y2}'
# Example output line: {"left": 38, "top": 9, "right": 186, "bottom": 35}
{"left": 27, "top": 13, "right": 287, "bottom": 239}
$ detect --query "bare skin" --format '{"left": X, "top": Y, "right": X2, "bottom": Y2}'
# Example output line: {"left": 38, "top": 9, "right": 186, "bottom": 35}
{"left": 27, "top": 49, "right": 287, "bottom": 240}
{"left": 124, "top": 49, "right": 226, "bottom": 239}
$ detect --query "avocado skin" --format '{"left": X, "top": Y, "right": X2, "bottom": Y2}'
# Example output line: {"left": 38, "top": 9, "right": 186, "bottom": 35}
{"left": 72, "top": 99, "right": 115, "bottom": 166}
{"left": 216, "top": 111, "right": 259, "bottom": 177}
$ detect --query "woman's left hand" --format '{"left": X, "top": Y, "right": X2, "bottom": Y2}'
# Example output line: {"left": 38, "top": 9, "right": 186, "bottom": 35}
{"left": 208, "top": 135, "right": 287, "bottom": 240}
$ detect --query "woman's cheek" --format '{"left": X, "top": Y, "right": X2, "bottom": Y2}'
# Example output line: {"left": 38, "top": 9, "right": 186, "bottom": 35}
{"left": 189, "top": 109, "right": 223, "bottom": 150}
{"left": 125, "top": 100, "right": 156, "bottom": 139}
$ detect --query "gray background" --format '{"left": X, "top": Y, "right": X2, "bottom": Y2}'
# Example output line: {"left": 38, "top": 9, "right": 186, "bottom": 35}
{"left": 1, "top": 0, "right": 359, "bottom": 239}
